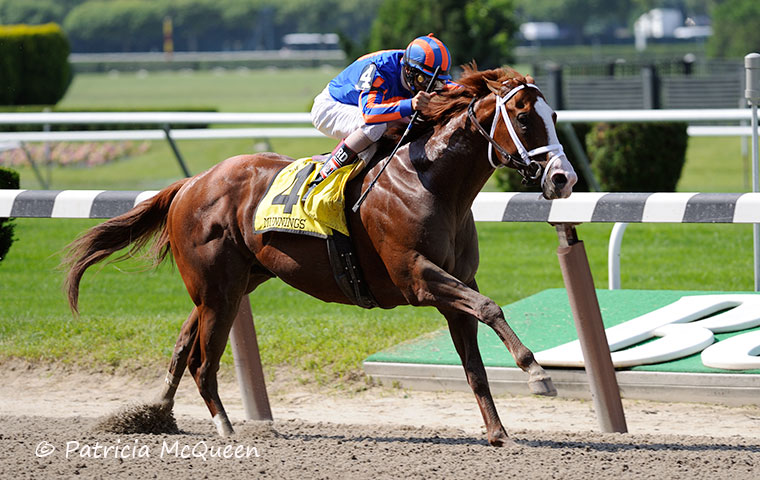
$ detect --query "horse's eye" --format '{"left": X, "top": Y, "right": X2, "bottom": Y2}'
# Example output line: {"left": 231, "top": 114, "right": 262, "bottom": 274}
{"left": 517, "top": 112, "right": 529, "bottom": 126}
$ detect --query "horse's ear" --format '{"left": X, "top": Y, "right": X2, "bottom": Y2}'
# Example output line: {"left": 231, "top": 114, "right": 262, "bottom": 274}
{"left": 498, "top": 78, "right": 518, "bottom": 96}
{"left": 486, "top": 79, "right": 501, "bottom": 95}
{"left": 526, "top": 74, "right": 535, "bottom": 84}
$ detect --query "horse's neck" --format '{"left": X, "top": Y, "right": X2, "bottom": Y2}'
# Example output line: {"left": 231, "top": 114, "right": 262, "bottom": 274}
{"left": 408, "top": 111, "right": 493, "bottom": 210}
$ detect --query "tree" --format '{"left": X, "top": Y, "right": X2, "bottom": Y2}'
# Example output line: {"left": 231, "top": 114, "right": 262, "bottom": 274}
{"left": 707, "top": 0, "right": 760, "bottom": 58}
{"left": 273, "top": 0, "right": 381, "bottom": 41}
{"left": 169, "top": 0, "right": 225, "bottom": 51}
{"left": 64, "top": 1, "right": 166, "bottom": 52}
{"left": 367, "top": 0, "right": 518, "bottom": 70}
{"left": 0, "top": 0, "right": 66, "bottom": 25}
{"left": 217, "top": 0, "right": 261, "bottom": 50}
{"left": 518, "top": 0, "right": 634, "bottom": 40}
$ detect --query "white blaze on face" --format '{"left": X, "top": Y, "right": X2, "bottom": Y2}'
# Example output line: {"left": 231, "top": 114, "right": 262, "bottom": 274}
{"left": 534, "top": 98, "right": 561, "bottom": 146}
{"left": 534, "top": 98, "right": 577, "bottom": 197}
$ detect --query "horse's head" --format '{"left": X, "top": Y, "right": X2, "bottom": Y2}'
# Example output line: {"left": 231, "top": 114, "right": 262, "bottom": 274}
{"left": 471, "top": 72, "right": 577, "bottom": 200}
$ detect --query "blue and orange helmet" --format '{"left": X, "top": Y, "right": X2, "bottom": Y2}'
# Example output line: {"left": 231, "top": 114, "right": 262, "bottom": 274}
{"left": 401, "top": 34, "right": 452, "bottom": 87}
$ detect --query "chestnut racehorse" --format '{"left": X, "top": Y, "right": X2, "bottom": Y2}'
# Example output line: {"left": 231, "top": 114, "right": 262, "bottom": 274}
{"left": 64, "top": 66, "right": 577, "bottom": 447}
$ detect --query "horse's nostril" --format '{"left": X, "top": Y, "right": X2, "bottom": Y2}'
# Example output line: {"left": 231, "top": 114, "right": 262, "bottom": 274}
{"left": 552, "top": 173, "right": 567, "bottom": 189}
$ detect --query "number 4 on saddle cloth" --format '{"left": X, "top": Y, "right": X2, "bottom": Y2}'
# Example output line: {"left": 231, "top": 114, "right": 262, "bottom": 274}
{"left": 254, "top": 157, "right": 362, "bottom": 238}
{"left": 254, "top": 157, "right": 377, "bottom": 308}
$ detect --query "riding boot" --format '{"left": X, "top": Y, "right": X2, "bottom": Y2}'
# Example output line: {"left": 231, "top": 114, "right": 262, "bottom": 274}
{"left": 304, "top": 140, "right": 359, "bottom": 198}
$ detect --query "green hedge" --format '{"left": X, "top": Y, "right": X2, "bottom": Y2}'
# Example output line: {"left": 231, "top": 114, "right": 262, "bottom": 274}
{"left": 0, "top": 167, "right": 19, "bottom": 262}
{"left": 494, "top": 121, "right": 688, "bottom": 193}
{"left": 586, "top": 122, "right": 688, "bottom": 192}
{"left": 0, "top": 23, "right": 72, "bottom": 106}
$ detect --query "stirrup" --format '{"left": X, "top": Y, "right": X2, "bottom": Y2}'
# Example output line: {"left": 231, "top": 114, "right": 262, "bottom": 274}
{"left": 303, "top": 140, "right": 358, "bottom": 200}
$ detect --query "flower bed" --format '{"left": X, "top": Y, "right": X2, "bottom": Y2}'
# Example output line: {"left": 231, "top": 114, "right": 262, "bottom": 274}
{"left": 0, "top": 141, "right": 151, "bottom": 168}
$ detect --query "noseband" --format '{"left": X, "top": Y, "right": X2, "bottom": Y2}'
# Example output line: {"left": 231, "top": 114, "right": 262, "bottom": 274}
{"left": 467, "top": 83, "right": 565, "bottom": 186}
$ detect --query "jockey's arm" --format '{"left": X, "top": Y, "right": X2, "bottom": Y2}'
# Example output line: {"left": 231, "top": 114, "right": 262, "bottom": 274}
{"left": 358, "top": 69, "right": 460, "bottom": 124}
{"left": 359, "top": 83, "right": 414, "bottom": 124}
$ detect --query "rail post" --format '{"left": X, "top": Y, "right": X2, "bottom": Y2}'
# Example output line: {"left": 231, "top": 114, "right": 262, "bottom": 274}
{"left": 745, "top": 53, "right": 760, "bottom": 291}
{"left": 162, "top": 124, "right": 192, "bottom": 177}
{"left": 228, "top": 295, "right": 273, "bottom": 421}
{"left": 555, "top": 223, "right": 627, "bottom": 433}
{"left": 641, "top": 65, "right": 660, "bottom": 110}
{"left": 608, "top": 222, "right": 628, "bottom": 290}
{"left": 545, "top": 64, "right": 564, "bottom": 110}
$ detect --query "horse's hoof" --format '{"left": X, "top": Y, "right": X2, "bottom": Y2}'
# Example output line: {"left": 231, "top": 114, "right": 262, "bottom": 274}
{"left": 488, "top": 431, "right": 517, "bottom": 448}
{"left": 528, "top": 376, "right": 558, "bottom": 397}
{"left": 213, "top": 413, "right": 235, "bottom": 437}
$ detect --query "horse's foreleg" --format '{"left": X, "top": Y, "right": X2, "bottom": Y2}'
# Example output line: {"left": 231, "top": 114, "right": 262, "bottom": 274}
{"left": 409, "top": 265, "right": 556, "bottom": 397}
{"left": 440, "top": 307, "right": 512, "bottom": 447}
{"left": 155, "top": 307, "right": 200, "bottom": 408}
{"left": 480, "top": 301, "right": 556, "bottom": 397}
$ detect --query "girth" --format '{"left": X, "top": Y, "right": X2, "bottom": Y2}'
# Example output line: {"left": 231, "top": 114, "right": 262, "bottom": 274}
{"left": 326, "top": 231, "right": 378, "bottom": 309}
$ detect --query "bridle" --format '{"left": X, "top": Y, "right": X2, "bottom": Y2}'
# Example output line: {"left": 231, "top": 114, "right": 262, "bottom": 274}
{"left": 467, "top": 83, "right": 565, "bottom": 186}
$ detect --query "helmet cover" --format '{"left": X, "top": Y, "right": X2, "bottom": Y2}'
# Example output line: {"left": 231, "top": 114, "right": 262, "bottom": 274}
{"left": 402, "top": 34, "right": 452, "bottom": 80}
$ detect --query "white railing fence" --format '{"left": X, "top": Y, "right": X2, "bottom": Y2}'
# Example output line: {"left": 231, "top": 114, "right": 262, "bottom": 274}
{"left": 0, "top": 107, "right": 757, "bottom": 191}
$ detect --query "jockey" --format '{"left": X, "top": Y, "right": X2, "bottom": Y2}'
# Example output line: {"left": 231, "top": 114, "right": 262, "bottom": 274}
{"left": 308, "top": 34, "right": 458, "bottom": 193}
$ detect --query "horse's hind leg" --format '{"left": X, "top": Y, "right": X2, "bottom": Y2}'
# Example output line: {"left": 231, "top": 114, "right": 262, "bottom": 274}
{"left": 440, "top": 308, "right": 511, "bottom": 447}
{"left": 189, "top": 298, "right": 242, "bottom": 436}
{"left": 185, "top": 273, "right": 274, "bottom": 436}
{"left": 155, "top": 307, "right": 200, "bottom": 408}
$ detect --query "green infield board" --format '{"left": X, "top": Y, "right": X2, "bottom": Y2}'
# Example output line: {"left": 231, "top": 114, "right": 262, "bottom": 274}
{"left": 365, "top": 289, "right": 760, "bottom": 374}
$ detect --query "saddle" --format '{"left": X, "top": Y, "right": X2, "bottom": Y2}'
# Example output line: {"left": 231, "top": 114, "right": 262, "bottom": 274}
{"left": 253, "top": 157, "right": 378, "bottom": 308}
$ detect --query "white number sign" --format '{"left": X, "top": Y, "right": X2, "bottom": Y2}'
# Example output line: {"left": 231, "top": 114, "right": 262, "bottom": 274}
{"left": 534, "top": 295, "right": 760, "bottom": 370}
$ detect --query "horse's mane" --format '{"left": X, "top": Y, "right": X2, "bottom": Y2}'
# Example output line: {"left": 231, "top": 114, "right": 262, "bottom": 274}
{"left": 423, "top": 63, "right": 529, "bottom": 125}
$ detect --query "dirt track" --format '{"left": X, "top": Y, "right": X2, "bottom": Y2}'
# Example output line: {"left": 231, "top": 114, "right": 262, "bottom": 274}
{"left": 2, "top": 365, "right": 760, "bottom": 478}
{"left": 3, "top": 415, "right": 759, "bottom": 479}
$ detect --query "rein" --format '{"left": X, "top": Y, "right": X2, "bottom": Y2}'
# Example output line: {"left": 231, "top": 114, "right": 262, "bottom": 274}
{"left": 467, "top": 83, "right": 564, "bottom": 186}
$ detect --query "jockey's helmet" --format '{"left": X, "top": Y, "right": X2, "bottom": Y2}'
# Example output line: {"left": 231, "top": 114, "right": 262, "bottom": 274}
{"left": 401, "top": 34, "right": 451, "bottom": 92}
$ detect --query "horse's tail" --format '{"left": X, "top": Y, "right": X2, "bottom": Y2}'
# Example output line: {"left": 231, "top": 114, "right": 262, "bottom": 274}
{"left": 63, "top": 178, "right": 190, "bottom": 315}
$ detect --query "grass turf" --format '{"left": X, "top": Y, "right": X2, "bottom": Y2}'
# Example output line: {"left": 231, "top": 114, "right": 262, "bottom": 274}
{"left": 57, "top": 68, "right": 340, "bottom": 113}
{"left": 2, "top": 219, "right": 752, "bottom": 378}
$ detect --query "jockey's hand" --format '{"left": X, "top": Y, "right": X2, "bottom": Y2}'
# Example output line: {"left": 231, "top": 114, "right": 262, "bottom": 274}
{"left": 411, "top": 91, "right": 436, "bottom": 111}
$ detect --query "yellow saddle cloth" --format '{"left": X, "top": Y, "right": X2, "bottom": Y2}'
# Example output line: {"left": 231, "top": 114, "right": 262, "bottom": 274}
{"left": 254, "top": 157, "right": 361, "bottom": 238}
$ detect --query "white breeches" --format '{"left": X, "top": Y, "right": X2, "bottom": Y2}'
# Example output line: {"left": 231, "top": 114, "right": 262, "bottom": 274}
{"left": 310, "top": 86, "right": 387, "bottom": 142}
